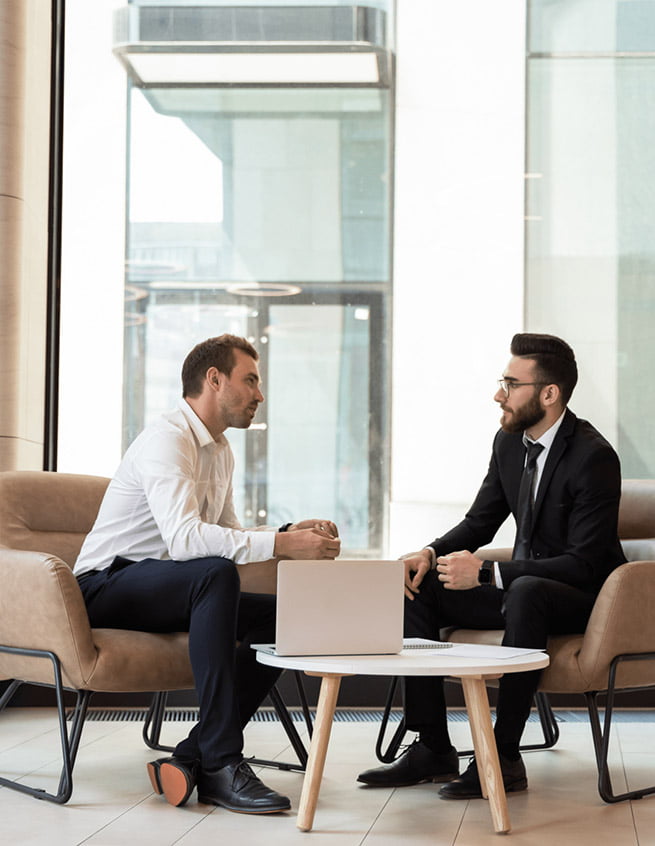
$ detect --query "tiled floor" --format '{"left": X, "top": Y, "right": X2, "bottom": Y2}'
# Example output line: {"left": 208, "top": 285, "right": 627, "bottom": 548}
{"left": 1, "top": 708, "right": 654, "bottom": 845}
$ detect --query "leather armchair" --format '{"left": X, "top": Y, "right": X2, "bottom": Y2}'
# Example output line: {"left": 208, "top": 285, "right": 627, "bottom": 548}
{"left": 0, "top": 470, "right": 304, "bottom": 803}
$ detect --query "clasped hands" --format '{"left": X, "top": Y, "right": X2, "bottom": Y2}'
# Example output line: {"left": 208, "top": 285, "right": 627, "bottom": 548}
{"left": 402, "top": 549, "right": 484, "bottom": 599}
{"left": 274, "top": 518, "right": 341, "bottom": 560}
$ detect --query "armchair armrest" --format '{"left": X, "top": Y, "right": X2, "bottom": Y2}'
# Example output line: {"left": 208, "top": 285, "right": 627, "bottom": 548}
{"left": 237, "top": 559, "right": 277, "bottom": 595}
{"left": 577, "top": 560, "right": 655, "bottom": 689}
{"left": 0, "top": 549, "right": 98, "bottom": 688}
{"left": 476, "top": 547, "right": 512, "bottom": 563}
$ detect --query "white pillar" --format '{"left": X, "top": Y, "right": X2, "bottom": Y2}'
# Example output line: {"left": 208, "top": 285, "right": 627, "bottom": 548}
{"left": 0, "top": 1, "right": 50, "bottom": 470}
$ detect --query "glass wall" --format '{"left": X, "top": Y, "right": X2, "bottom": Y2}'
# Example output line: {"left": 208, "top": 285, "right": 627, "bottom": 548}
{"left": 526, "top": 0, "right": 655, "bottom": 475}
{"left": 60, "top": 1, "right": 392, "bottom": 556}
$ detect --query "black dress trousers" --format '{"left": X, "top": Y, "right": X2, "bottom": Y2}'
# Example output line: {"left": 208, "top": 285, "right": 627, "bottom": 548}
{"left": 403, "top": 569, "right": 596, "bottom": 750}
{"left": 78, "top": 555, "right": 281, "bottom": 770}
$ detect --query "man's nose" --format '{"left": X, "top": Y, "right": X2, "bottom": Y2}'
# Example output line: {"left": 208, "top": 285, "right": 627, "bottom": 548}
{"left": 256, "top": 387, "right": 265, "bottom": 403}
{"left": 493, "top": 386, "right": 506, "bottom": 404}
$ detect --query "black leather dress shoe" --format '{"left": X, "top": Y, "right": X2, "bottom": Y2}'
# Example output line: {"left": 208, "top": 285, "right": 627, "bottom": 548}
{"left": 439, "top": 753, "right": 527, "bottom": 800}
{"left": 197, "top": 759, "right": 291, "bottom": 814}
{"left": 147, "top": 756, "right": 198, "bottom": 807}
{"left": 357, "top": 740, "right": 459, "bottom": 787}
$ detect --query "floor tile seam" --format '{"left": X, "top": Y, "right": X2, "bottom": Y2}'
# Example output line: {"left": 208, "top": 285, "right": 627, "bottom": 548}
{"left": 169, "top": 807, "right": 218, "bottom": 846}
{"left": 0, "top": 724, "right": 149, "bottom": 788}
{"left": 0, "top": 723, "right": 71, "bottom": 755}
{"left": 359, "top": 784, "right": 397, "bottom": 844}
{"left": 73, "top": 791, "right": 177, "bottom": 846}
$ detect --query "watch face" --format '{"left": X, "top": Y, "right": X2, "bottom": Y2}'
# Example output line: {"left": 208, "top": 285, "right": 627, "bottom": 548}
{"left": 479, "top": 563, "right": 492, "bottom": 584}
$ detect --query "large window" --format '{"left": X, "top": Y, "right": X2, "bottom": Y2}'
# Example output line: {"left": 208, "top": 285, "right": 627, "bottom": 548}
{"left": 60, "top": 1, "right": 393, "bottom": 556}
{"left": 526, "top": 0, "right": 655, "bottom": 475}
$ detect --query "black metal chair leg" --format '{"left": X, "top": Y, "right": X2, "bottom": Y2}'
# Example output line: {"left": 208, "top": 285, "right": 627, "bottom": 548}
{"left": 585, "top": 653, "right": 655, "bottom": 803}
{"left": 0, "top": 646, "right": 91, "bottom": 804}
{"left": 144, "top": 674, "right": 311, "bottom": 772}
{"left": 143, "top": 691, "right": 175, "bottom": 753}
{"left": 64, "top": 689, "right": 93, "bottom": 782}
{"left": 375, "top": 676, "right": 406, "bottom": 763}
{"left": 520, "top": 691, "right": 560, "bottom": 751}
{"left": 249, "top": 683, "right": 308, "bottom": 772}
{"left": 0, "top": 679, "right": 23, "bottom": 712}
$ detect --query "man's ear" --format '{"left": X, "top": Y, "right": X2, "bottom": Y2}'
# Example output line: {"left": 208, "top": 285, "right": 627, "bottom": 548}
{"left": 541, "top": 383, "right": 561, "bottom": 407}
{"left": 207, "top": 366, "right": 222, "bottom": 390}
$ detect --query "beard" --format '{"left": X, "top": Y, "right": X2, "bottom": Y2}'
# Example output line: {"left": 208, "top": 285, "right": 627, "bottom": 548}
{"left": 229, "top": 405, "right": 258, "bottom": 429}
{"left": 500, "top": 390, "right": 545, "bottom": 434}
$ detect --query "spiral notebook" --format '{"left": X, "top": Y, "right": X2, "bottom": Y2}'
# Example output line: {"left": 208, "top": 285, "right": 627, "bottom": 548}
{"left": 404, "top": 637, "right": 453, "bottom": 650}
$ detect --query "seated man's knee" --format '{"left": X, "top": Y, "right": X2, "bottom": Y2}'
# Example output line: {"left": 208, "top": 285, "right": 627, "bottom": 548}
{"left": 503, "top": 575, "right": 550, "bottom": 613}
{"left": 506, "top": 574, "right": 545, "bottom": 593}
{"left": 193, "top": 556, "right": 240, "bottom": 596}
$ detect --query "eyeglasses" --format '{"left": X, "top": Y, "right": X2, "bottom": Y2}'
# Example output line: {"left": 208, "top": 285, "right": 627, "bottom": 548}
{"left": 497, "top": 379, "right": 547, "bottom": 394}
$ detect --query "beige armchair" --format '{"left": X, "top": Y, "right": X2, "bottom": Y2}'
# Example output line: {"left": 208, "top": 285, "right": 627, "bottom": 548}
{"left": 377, "top": 479, "right": 655, "bottom": 803}
{"left": 0, "top": 470, "right": 305, "bottom": 804}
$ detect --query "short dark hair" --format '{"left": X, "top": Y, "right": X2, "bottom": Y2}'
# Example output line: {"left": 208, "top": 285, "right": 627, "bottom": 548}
{"left": 182, "top": 334, "right": 258, "bottom": 398}
{"left": 510, "top": 333, "right": 578, "bottom": 405}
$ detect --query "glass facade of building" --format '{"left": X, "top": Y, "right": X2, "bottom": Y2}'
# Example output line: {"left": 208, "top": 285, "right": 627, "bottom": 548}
{"left": 526, "top": 0, "right": 655, "bottom": 477}
{"left": 58, "top": 1, "right": 655, "bottom": 568}
{"left": 125, "top": 84, "right": 391, "bottom": 551}
{"left": 61, "top": 1, "right": 393, "bottom": 556}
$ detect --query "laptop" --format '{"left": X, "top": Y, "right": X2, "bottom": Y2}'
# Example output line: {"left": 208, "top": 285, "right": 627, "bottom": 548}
{"left": 271, "top": 559, "right": 405, "bottom": 656}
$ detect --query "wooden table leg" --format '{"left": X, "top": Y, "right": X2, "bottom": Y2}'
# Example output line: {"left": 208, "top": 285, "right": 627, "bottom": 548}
{"left": 460, "top": 675, "right": 511, "bottom": 835}
{"left": 296, "top": 673, "right": 342, "bottom": 832}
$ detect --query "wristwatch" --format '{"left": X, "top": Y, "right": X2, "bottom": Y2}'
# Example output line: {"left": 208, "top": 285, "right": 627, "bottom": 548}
{"left": 478, "top": 560, "right": 494, "bottom": 585}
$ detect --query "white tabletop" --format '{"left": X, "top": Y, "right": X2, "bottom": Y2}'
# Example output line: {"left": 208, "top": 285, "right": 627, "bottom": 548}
{"left": 252, "top": 643, "right": 549, "bottom": 677}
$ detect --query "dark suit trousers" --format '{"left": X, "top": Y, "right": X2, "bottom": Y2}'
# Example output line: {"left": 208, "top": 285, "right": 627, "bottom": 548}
{"left": 403, "top": 571, "right": 597, "bottom": 754}
{"left": 78, "top": 555, "right": 281, "bottom": 770}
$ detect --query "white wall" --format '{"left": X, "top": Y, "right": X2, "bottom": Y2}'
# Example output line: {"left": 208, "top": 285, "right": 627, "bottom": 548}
{"left": 389, "top": 0, "right": 527, "bottom": 555}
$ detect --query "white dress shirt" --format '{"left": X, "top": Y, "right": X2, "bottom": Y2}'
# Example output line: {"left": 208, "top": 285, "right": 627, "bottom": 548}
{"left": 526, "top": 409, "right": 566, "bottom": 498}
{"left": 74, "top": 399, "right": 276, "bottom": 576}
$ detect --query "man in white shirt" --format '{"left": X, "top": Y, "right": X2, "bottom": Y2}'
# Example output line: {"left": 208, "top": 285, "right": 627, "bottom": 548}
{"left": 358, "top": 333, "right": 625, "bottom": 799}
{"left": 75, "top": 334, "right": 340, "bottom": 814}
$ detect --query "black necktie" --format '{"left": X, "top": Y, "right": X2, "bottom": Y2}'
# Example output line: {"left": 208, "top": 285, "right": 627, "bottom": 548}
{"left": 513, "top": 440, "right": 544, "bottom": 560}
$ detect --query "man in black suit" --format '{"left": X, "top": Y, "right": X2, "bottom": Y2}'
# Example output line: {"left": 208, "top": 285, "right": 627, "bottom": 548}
{"left": 358, "top": 333, "right": 625, "bottom": 797}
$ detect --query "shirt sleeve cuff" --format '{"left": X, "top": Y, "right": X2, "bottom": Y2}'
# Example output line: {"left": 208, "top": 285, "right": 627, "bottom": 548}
{"left": 243, "top": 530, "right": 276, "bottom": 564}
{"left": 493, "top": 561, "right": 504, "bottom": 590}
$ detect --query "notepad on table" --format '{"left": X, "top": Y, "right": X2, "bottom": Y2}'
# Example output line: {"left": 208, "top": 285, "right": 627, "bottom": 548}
{"left": 403, "top": 637, "right": 453, "bottom": 650}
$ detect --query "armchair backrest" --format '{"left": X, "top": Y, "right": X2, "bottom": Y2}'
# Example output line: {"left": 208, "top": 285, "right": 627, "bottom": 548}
{"left": 1, "top": 472, "right": 653, "bottom": 572}
{"left": 618, "top": 479, "right": 655, "bottom": 562}
{"left": 618, "top": 478, "right": 655, "bottom": 539}
{"left": 0, "top": 471, "right": 109, "bottom": 568}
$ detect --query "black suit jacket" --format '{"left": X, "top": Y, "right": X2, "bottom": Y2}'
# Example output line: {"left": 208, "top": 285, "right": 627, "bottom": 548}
{"left": 428, "top": 409, "right": 626, "bottom": 594}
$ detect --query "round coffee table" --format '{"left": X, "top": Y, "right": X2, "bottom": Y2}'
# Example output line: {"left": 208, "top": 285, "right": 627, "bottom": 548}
{"left": 253, "top": 645, "right": 549, "bottom": 835}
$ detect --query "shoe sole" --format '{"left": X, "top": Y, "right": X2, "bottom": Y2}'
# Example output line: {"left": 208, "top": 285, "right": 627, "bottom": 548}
{"left": 439, "top": 779, "right": 528, "bottom": 800}
{"left": 197, "top": 794, "right": 291, "bottom": 814}
{"left": 147, "top": 761, "right": 195, "bottom": 807}
{"left": 147, "top": 761, "right": 163, "bottom": 796}
{"left": 357, "top": 771, "right": 459, "bottom": 788}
